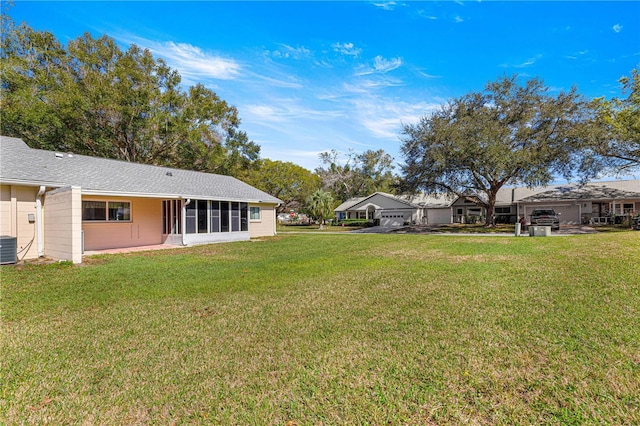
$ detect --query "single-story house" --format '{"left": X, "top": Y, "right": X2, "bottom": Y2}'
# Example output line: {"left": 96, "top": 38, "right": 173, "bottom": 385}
{"left": 334, "top": 192, "right": 423, "bottom": 227}
{"left": 335, "top": 180, "right": 640, "bottom": 227}
{"left": 515, "top": 181, "right": 640, "bottom": 225}
{"left": 0, "top": 136, "right": 281, "bottom": 264}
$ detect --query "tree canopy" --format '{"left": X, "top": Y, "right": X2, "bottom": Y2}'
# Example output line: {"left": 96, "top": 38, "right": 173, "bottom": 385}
{"left": 399, "top": 75, "right": 593, "bottom": 226}
{"left": 316, "top": 149, "right": 396, "bottom": 203}
{"left": 242, "top": 159, "right": 321, "bottom": 213}
{"left": 1, "top": 15, "right": 259, "bottom": 176}
{"left": 589, "top": 68, "right": 640, "bottom": 174}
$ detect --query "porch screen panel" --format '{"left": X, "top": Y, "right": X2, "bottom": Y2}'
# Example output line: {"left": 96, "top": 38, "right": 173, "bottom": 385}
{"left": 221, "top": 202, "right": 230, "bottom": 232}
{"left": 231, "top": 202, "right": 240, "bottom": 232}
{"left": 240, "top": 203, "right": 248, "bottom": 231}
{"left": 174, "top": 200, "right": 181, "bottom": 234}
{"left": 186, "top": 201, "right": 196, "bottom": 234}
{"left": 197, "top": 200, "right": 208, "bottom": 233}
{"left": 210, "top": 201, "right": 220, "bottom": 232}
{"left": 162, "top": 200, "right": 182, "bottom": 234}
{"left": 162, "top": 201, "right": 168, "bottom": 234}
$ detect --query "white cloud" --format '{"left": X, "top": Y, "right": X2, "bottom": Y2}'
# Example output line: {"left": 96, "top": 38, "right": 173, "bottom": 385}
{"left": 418, "top": 10, "right": 438, "bottom": 20}
{"left": 244, "top": 99, "right": 343, "bottom": 124}
{"left": 374, "top": 55, "right": 403, "bottom": 73}
{"left": 269, "top": 44, "right": 312, "bottom": 60}
{"left": 354, "top": 55, "right": 403, "bottom": 76}
{"left": 146, "top": 41, "right": 241, "bottom": 80}
{"left": 613, "top": 24, "right": 623, "bottom": 33}
{"left": 500, "top": 54, "right": 542, "bottom": 68}
{"left": 565, "top": 50, "right": 590, "bottom": 60}
{"left": 348, "top": 96, "right": 440, "bottom": 139}
{"left": 454, "top": 16, "right": 464, "bottom": 23}
{"left": 372, "top": 1, "right": 398, "bottom": 11}
{"left": 332, "top": 42, "right": 362, "bottom": 57}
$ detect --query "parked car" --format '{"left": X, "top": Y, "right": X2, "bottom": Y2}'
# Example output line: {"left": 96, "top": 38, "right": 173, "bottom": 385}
{"left": 530, "top": 209, "right": 560, "bottom": 230}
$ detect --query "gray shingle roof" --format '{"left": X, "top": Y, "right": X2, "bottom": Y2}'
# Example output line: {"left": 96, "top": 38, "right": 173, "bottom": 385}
{"left": 518, "top": 182, "right": 640, "bottom": 202}
{"left": 0, "top": 136, "right": 281, "bottom": 204}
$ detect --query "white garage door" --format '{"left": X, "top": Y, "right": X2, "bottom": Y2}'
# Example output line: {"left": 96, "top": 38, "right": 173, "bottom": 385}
{"left": 427, "top": 208, "right": 452, "bottom": 225}
{"left": 553, "top": 205, "right": 580, "bottom": 224}
{"left": 380, "top": 213, "right": 405, "bottom": 227}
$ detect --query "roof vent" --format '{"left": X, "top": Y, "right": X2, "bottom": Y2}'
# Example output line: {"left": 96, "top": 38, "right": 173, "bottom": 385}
{"left": 55, "top": 153, "right": 64, "bottom": 158}
{"left": 166, "top": 172, "right": 173, "bottom": 177}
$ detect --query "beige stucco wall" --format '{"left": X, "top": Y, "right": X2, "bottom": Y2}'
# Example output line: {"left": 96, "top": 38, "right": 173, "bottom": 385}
{"left": 82, "top": 197, "right": 163, "bottom": 251}
{"left": 44, "top": 186, "right": 82, "bottom": 263}
{"left": 0, "top": 185, "right": 11, "bottom": 236}
{"left": 249, "top": 203, "right": 277, "bottom": 238}
{"left": 0, "top": 184, "right": 39, "bottom": 260}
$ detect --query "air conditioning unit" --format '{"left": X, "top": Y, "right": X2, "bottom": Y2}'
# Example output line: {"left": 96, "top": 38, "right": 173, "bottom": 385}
{"left": 0, "top": 236, "right": 18, "bottom": 264}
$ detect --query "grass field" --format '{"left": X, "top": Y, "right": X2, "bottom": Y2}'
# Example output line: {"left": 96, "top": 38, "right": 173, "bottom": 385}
{"left": 2, "top": 233, "right": 639, "bottom": 424}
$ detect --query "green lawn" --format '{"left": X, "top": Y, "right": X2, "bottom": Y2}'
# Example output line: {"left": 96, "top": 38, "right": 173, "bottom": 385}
{"left": 2, "top": 233, "right": 639, "bottom": 424}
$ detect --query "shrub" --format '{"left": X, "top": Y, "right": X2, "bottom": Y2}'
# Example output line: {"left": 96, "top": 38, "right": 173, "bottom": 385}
{"left": 336, "top": 219, "right": 371, "bottom": 227}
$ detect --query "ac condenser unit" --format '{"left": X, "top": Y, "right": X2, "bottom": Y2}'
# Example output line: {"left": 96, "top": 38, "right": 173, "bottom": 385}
{"left": 0, "top": 236, "right": 18, "bottom": 264}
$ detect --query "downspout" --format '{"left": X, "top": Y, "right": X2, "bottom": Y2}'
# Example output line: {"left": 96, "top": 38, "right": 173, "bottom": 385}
{"left": 181, "top": 198, "right": 191, "bottom": 246}
{"left": 36, "top": 186, "right": 46, "bottom": 257}
{"left": 275, "top": 203, "right": 281, "bottom": 235}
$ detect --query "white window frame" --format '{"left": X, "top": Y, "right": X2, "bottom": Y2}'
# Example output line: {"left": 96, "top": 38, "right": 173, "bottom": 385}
{"left": 82, "top": 199, "right": 132, "bottom": 222}
{"left": 250, "top": 206, "right": 261, "bottom": 221}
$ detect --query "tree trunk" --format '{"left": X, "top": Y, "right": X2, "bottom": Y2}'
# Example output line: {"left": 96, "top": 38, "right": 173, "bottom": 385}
{"left": 484, "top": 190, "right": 498, "bottom": 227}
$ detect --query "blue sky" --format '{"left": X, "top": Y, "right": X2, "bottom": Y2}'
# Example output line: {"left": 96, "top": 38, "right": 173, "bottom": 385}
{"left": 7, "top": 1, "right": 640, "bottom": 172}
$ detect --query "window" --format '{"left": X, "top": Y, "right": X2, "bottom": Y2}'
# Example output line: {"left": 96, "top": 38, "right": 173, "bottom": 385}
{"left": 197, "top": 200, "right": 208, "bottom": 233}
{"left": 185, "top": 202, "right": 196, "bottom": 234}
{"left": 83, "top": 201, "right": 106, "bottom": 221}
{"left": 231, "top": 202, "right": 240, "bottom": 232}
{"left": 108, "top": 202, "right": 130, "bottom": 221}
{"left": 495, "top": 207, "right": 511, "bottom": 214}
{"left": 210, "top": 201, "right": 220, "bottom": 233}
{"left": 250, "top": 206, "right": 261, "bottom": 221}
{"left": 183, "top": 199, "right": 251, "bottom": 234}
{"left": 241, "top": 203, "right": 248, "bottom": 231}
{"left": 82, "top": 200, "right": 131, "bottom": 222}
{"left": 220, "top": 202, "right": 230, "bottom": 232}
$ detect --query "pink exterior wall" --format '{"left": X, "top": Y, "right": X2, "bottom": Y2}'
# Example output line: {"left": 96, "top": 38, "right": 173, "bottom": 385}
{"left": 82, "top": 197, "right": 163, "bottom": 251}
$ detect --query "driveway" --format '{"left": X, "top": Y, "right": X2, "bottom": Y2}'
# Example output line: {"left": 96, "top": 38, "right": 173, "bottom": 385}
{"left": 351, "top": 224, "right": 600, "bottom": 235}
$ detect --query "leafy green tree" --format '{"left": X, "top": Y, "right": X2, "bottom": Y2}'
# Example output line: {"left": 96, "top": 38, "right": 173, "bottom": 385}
{"left": 399, "top": 75, "right": 592, "bottom": 227}
{"left": 1, "top": 17, "right": 71, "bottom": 150}
{"left": 0, "top": 15, "right": 259, "bottom": 175}
{"left": 589, "top": 69, "right": 640, "bottom": 173}
{"left": 243, "top": 159, "right": 321, "bottom": 213}
{"left": 306, "top": 189, "right": 334, "bottom": 229}
{"left": 316, "top": 149, "right": 396, "bottom": 203}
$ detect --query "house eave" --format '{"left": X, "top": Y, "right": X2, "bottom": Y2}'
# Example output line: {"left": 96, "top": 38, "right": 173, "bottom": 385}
{"left": 80, "top": 189, "right": 279, "bottom": 204}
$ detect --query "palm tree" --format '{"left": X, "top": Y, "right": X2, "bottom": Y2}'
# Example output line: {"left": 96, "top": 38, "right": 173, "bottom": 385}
{"left": 307, "top": 189, "right": 334, "bottom": 229}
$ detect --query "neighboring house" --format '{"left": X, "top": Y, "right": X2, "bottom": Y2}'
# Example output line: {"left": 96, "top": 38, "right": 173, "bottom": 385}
{"left": 0, "top": 136, "right": 281, "bottom": 263}
{"left": 334, "top": 192, "right": 423, "bottom": 227}
{"left": 401, "top": 193, "right": 457, "bottom": 225}
{"left": 335, "top": 180, "right": 640, "bottom": 227}
{"left": 514, "top": 181, "right": 640, "bottom": 225}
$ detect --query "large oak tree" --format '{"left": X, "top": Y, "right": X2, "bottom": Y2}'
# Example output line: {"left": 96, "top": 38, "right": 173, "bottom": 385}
{"left": 1, "top": 15, "right": 259, "bottom": 176}
{"left": 242, "top": 159, "right": 321, "bottom": 213}
{"left": 399, "top": 75, "right": 593, "bottom": 226}
{"left": 589, "top": 69, "right": 640, "bottom": 174}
